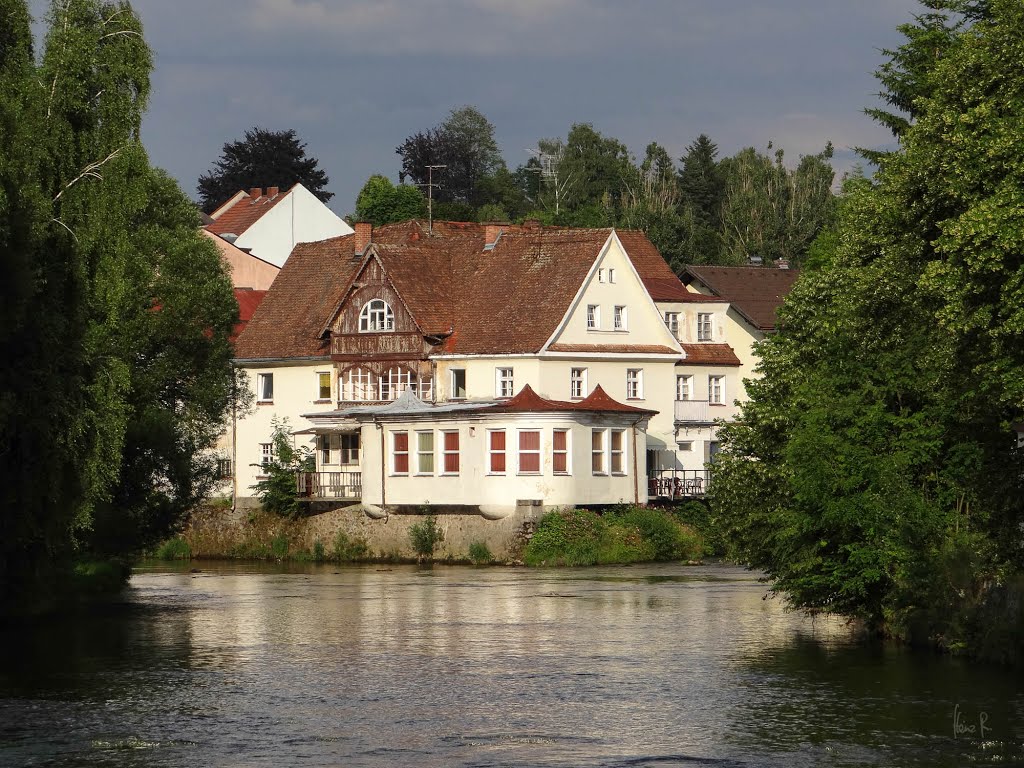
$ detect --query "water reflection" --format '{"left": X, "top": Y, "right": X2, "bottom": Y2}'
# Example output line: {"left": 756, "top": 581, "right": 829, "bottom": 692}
{"left": 0, "top": 562, "right": 1021, "bottom": 767}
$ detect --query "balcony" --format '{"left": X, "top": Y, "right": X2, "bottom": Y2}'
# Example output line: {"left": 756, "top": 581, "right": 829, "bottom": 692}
{"left": 296, "top": 471, "right": 362, "bottom": 500}
{"left": 648, "top": 469, "right": 709, "bottom": 499}
{"left": 674, "top": 399, "right": 712, "bottom": 423}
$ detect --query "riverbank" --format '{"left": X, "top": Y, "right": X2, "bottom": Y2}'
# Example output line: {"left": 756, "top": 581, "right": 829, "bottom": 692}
{"left": 159, "top": 503, "right": 704, "bottom": 567}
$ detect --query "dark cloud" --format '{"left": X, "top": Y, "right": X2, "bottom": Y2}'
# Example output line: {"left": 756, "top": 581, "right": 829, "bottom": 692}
{"left": 29, "top": 0, "right": 922, "bottom": 215}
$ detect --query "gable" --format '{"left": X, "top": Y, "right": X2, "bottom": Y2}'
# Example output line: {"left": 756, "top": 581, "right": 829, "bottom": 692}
{"left": 544, "top": 232, "right": 681, "bottom": 354}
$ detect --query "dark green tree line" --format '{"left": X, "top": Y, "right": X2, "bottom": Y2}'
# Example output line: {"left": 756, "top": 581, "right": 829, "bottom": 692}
{"left": 1, "top": 0, "right": 238, "bottom": 609}
{"left": 708, "top": 0, "right": 1024, "bottom": 662}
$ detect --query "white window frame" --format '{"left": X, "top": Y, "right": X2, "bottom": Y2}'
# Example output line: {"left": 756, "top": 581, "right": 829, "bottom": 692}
{"left": 664, "top": 312, "right": 680, "bottom": 336}
{"left": 342, "top": 367, "right": 375, "bottom": 401}
{"left": 415, "top": 430, "right": 434, "bottom": 475}
{"left": 316, "top": 371, "right": 332, "bottom": 401}
{"left": 340, "top": 433, "right": 359, "bottom": 465}
{"left": 441, "top": 430, "right": 460, "bottom": 475}
{"left": 450, "top": 368, "right": 467, "bottom": 400}
{"left": 587, "top": 304, "right": 600, "bottom": 330}
{"left": 496, "top": 367, "right": 514, "bottom": 398}
{"left": 591, "top": 429, "right": 607, "bottom": 475}
{"left": 517, "top": 429, "right": 542, "bottom": 475}
{"left": 391, "top": 431, "right": 409, "bottom": 476}
{"left": 676, "top": 374, "right": 693, "bottom": 401}
{"left": 613, "top": 305, "right": 627, "bottom": 331}
{"left": 319, "top": 434, "right": 333, "bottom": 466}
{"left": 259, "top": 442, "right": 274, "bottom": 472}
{"left": 570, "top": 367, "right": 587, "bottom": 399}
{"left": 626, "top": 368, "right": 644, "bottom": 400}
{"left": 381, "top": 366, "right": 414, "bottom": 401}
{"left": 552, "top": 428, "right": 571, "bottom": 475}
{"left": 257, "top": 372, "right": 274, "bottom": 403}
{"left": 359, "top": 299, "right": 395, "bottom": 333}
{"left": 610, "top": 429, "right": 627, "bottom": 475}
{"left": 709, "top": 375, "right": 726, "bottom": 405}
{"left": 598, "top": 268, "right": 606, "bottom": 283}
{"left": 608, "top": 267, "right": 616, "bottom": 283}
{"left": 487, "top": 429, "right": 507, "bottom": 475}
{"left": 697, "top": 312, "right": 713, "bottom": 342}
{"left": 677, "top": 440, "right": 694, "bottom": 452}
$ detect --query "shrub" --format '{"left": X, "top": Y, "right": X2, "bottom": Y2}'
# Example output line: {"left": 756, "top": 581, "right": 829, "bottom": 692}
{"left": 332, "top": 531, "right": 370, "bottom": 562}
{"left": 155, "top": 536, "right": 192, "bottom": 561}
{"left": 525, "top": 509, "right": 607, "bottom": 566}
{"left": 468, "top": 541, "right": 494, "bottom": 565}
{"left": 409, "top": 515, "right": 444, "bottom": 559}
{"left": 671, "top": 501, "right": 726, "bottom": 557}
{"left": 312, "top": 539, "right": 325, "bottom": 562}
{"left": 251, "top": 418, "right": 314, "bottom": 518}
{"left": 271, "top": 534, "right": 290, "bottom": 559}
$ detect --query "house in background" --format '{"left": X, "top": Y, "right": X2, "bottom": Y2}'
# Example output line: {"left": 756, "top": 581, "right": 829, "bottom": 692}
{"left": 202, "top": 229, "right": 280, "bottom": 291}
{"left": 204, "top": 183, "right": 354, "bottom": 268}
{"left": 231, "top": 220, "right": 689, "bottom": 511}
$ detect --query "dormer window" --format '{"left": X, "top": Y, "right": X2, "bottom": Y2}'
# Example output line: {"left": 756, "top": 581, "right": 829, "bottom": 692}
{"left": 359, "top": 299, "right": 394, "bottom": 332}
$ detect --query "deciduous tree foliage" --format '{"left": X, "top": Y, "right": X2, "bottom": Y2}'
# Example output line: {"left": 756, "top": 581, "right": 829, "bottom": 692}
{"left": 0, "top": 0, "right": 237, "bottom": 607}
{"left": 354, "top": 174, "right": 425, "bottom": 226}
{"left": 197, "top": 127, "right": 332, "bottom": 213}
{"left": 709, "top": 0, "right": 1024, "bottom": 660}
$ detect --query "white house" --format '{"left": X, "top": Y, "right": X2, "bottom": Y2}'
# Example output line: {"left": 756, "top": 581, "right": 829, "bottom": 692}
{"left": 205, "top": 183, "right": 353, "bottom": 268}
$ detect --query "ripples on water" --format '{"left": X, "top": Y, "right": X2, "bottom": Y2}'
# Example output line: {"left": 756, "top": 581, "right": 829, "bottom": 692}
{"left": 1, "top": 562, "right": 1021, "bottom": 767}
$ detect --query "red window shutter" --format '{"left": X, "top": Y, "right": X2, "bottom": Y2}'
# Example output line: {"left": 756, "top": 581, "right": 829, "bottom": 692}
{"left": 519, "top": 430, "right": 540, "bottom": 473}
{"left": 490, "top": 430, "right": 505, "bottom": 473}
{"left": 444, "top": 432, "right": 459, "bottom": 473}
{"left": 553, "top": 430, "right": 567, "bottom": 473}
{"left": 394, "top": 432, "right": 409, "bottom": 473}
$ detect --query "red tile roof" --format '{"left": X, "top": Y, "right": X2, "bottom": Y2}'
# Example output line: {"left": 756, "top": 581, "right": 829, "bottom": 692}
{"left": 236, "top": 221, "right": 682, "bottom": 360}
{"left": 490, "top": 384, "right": 655, "bottom": 415}
{"left": 680, "top": 265, "right": 799, "bottom": 331}
{"left": 205, "top": 186, "right": 291, "bottom": 237}
{"left": 678, "top": 343, "right": 742, "bottom": 366}
{"left": 231, "top": 289, "right": 268, "bottom": 343}
{"left": 615, "top": 231, "right": 689, "bottom": 301}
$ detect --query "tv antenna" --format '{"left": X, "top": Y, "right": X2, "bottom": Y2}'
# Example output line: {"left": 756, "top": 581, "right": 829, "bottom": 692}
{"left": 420, "top": 164, "right": 446, "bottom": 234}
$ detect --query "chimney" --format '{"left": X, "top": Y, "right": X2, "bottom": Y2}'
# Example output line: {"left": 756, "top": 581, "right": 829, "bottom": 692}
{"left": 354, "top": 222, "right": 372, "bottom": 255}
{"left": 483, "top": 223, "right": 504, "bottom": 249}
{"left": 249, "top": 187, "right": 262, "bottom": 200}
{"left": 267, "top": 186, "right": 279, "bottom": 198}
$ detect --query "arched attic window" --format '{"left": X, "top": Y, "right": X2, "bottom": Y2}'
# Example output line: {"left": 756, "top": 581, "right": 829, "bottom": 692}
{"left": 359, "top": 299, "right": 394, "bottom": 332}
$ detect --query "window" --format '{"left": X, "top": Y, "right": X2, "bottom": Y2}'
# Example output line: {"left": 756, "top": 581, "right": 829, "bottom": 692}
{"left": 342, "top": 367, "right": 375, "bottom": 401}
{"left": 518, "top": 430, "right": 541, "bottom": 474}
{"left": 610, "top": 430, "right": 626, "bottom": 475}
{"left": 613, "top": 305, "right": 627, "bottom": 331}
{"left": 259, "top": 442, "right": 274, "bottom": 472}
{"left": 392, "top": 431, "right": 409, "bottom": 475}
{"left": 340, "top": 433, "right": 360, "bottom": 465}
{"left": 257, "top": 372, "right": 274, "bottom": 402}
{"left": 381, "top": 366, "right": 414, "bottom": 401}
{"left": 442, "top": 431, "right": 460, "bottom": 474}
{"left": 591, "top": 429, "right": 607, "bottom": 474}
{"left": 570, "top": 368, "right": 587, "bottom": 399}
{"left": 598, "top": 268, "right": 606, "bottom": 283}
{"left": 416, "top": 431, "right": 434, "bottom": 474}
{"left": 488, "top": 430, "right": 506, "bottom": 474}
{"left": 709, "top": 375, "right": 726, "bottom": 405}
{"left": 697, "top": 312, "right": 713, "bottom": 341}
{"left": 359, "top": 299, "right": 394, "bottom": 332}
{"left": 664, "top": 312, "right": 680, "bottom": 336}
{"left": 552, "top": 429, "right": 570, "bottom": 474}
{"left": 677, "top": 441, "right": 693, "bottom": 452}
{"left": 676, "top": 374, "right": 693, "bottom": 401}
{"left": 217, "top": 458, "right": 233, "bottom": 479}
{"left": 587, "top": 304, "right": 600, "bottom": 330}
{"left": 316, "top": 371, "right": 332, "bottom": 401}
{"left": 451, "top": 369, "right": 467, "bottom": 399}
{"left": 626, "top": 368, "right": 643, "bottom": 399}
{"left": 496, "top": 367, "right": 514, "bottom": 398}
{"left": 608, "top": 268, "right": 616, "bottom": 283}
{"left": 318, "top": 435, "right": 333, "bottom": 465}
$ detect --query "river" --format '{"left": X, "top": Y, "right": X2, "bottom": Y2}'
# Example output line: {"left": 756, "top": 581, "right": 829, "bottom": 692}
{"left": 1, "top": 562, "right": 1021, "bottom": 767}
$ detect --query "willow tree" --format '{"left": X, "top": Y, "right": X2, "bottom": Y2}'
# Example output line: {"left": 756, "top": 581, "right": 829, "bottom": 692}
{"left": 709, "top": 0, "right": 1024, "bottom": 660}
{"left": 0, "top": 0, "right": 237, "bottom": 607}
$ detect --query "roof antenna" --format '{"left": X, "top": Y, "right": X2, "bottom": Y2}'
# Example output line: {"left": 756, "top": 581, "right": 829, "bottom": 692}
{"left": 418, "top": 165, "right": 446, "bottom": 235}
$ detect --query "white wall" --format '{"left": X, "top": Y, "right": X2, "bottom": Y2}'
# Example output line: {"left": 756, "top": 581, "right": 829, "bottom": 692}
{"left": 234, "top": 185, "right": 353, "bottom": 268}
{"left": 358, "top": 413, "right": 648, "bottom": 513}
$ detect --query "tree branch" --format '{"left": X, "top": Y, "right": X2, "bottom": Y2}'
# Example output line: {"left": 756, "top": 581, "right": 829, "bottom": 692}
{"left": 53, "top": 148, "right": 123, "bottom": 203}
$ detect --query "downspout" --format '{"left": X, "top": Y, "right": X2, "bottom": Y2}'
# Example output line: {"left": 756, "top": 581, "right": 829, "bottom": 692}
{"left": 231, "top": 362, "right": 238, "bottom": 511}
{"left": 375, "top": 418, "right": 386, "bottom": 511}
{"left": 631, "top": 416, "right": 643, "bottom": 505}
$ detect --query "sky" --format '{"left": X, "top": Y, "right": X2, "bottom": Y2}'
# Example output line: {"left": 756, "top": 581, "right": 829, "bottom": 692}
{"left": 29, "top": 0, "right": 924, "bottom": 217}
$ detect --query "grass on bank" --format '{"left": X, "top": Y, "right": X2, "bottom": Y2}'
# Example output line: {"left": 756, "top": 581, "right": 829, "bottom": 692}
{"left": 524, "top": 506, "right": 703, "bottom": 567}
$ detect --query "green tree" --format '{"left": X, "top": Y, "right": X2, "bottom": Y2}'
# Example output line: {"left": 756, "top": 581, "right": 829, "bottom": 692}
{"left": 677, "top": 133, "right": 725, "bottom": 227}
{"left": 251, "top": 419, "right": 314, "bottom": 518}
{"left": 197, "top": 127, "right": 332, "bottom": 213}
{"left": 0, "top": 0, "right": 238, "bottom": 607}
{"left": 710, "top": 0, "right": 1024, "bottom": 657}
{"left": 354, "top": 174, "right": 425, "bottom": 226}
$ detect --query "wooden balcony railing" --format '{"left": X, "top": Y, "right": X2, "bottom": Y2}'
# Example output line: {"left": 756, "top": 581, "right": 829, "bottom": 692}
{"left": 296, "top": 471, "right": 362, "bottom": 500}
{"left": 674, "top": 399, "right": 712, "bottom": 423}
